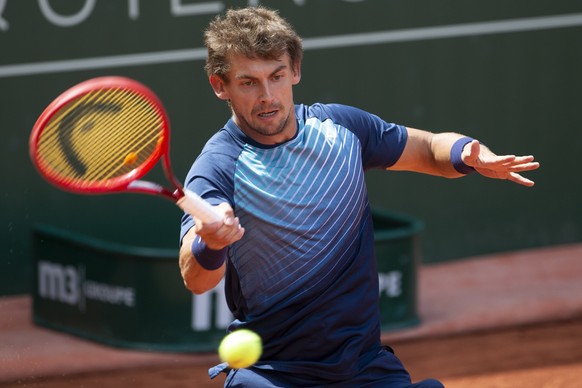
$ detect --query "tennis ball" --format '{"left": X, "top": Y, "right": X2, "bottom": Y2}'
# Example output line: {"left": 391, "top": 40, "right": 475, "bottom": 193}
{"left": 218, "top": 329, "right": 262, "bottom": 369}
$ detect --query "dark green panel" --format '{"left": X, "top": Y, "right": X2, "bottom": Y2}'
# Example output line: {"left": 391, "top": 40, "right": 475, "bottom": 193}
{"left": 2, "top": 1, "right": 581, "bottom": 295}
{"left": 32, "top": 224, "right": 227, "bottom": 351}
{"left": 30, "top": 212, "right": 422, "bottom": 350}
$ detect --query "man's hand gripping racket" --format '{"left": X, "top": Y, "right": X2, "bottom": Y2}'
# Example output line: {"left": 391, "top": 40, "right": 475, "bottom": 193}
{"left": 29, "top": 76, "right": 220, "bottom": 224}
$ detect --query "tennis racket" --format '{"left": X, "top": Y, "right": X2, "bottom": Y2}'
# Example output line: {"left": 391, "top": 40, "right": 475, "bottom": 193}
{"left": 29, "top": 76, "right": 221, "bottom": 224}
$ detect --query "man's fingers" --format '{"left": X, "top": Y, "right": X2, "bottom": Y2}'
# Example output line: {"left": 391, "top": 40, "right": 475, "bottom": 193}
{"left": 508, "top": 172, "right": 535, "bottom": 187}
{"left": 507, "top": 161, "right": 540, "bottom": 172}
{"left": 476, "top": 154, "right": 515, "bottom": 167}
{"left": 477, "top": 155, "right": 539, "bottom": 171}
{"left": 510, "top": 155, "right": 536, "bottom": 164}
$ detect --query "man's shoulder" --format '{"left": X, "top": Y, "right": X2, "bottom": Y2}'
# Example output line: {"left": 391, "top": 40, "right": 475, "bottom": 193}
{"left": 298, "top": 103, "right": 374, "bottom": 129}
{"left": 200, "top": 124, "right": 244, "bottom": 157}
{"left": 299, "top": 102, "right": 364, "bottom": 118}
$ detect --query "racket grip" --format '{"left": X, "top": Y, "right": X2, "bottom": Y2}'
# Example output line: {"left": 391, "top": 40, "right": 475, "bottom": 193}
{"left": 177, "top": 189, "right": 222, "bottom": 224}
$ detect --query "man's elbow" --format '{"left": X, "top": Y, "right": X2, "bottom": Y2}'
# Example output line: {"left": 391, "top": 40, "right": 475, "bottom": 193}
{"left": 184, "top": 278, "right": 212, "bottom": 295}
{"left": 182, "top": 268, "right": 224, "bottom": 295}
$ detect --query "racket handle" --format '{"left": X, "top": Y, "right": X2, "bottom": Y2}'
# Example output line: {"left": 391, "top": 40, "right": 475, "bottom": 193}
{"left": 177, "top": 189, "right": 222, "bottom": 224}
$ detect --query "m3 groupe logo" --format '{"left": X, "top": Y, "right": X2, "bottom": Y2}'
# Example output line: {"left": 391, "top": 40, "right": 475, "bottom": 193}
{"left": 37, "top": 260, "right": 136, "bottom": 311}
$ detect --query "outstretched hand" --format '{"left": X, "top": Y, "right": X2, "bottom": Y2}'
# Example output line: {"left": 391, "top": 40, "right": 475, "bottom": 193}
{"left": 462, "top": 140, "right": 540, "bottom": 187}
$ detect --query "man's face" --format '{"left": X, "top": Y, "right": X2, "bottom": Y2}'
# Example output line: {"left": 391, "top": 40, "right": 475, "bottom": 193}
{"left": 210, "top": 53, "right": 301, "bottom": 145}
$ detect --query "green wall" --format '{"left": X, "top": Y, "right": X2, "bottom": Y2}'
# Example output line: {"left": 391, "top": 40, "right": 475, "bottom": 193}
{"left": 2, "top": 0, "right": 581, "bottom": 295}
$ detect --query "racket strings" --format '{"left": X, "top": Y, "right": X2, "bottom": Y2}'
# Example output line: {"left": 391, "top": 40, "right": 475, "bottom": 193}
{"left": 38, "top": 88, "right": 123, "bottom": 177}
{"left": 46, "top": 89, "right": 126, "bottom": 175}
{"left": 37, "top": 88, "right": 163, "bottom": 187}
{"left": 78, "top": 90, "right": 160, "bottom": 181}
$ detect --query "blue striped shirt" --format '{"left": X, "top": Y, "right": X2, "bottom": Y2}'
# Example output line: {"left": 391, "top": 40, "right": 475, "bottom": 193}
{"left": 181, "top": 103, "right": 407, "bottom": 384}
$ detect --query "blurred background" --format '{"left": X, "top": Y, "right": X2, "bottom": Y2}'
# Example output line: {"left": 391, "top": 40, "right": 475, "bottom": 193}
{"left": 1, "top": 0, "right": 580, "bottom": 295}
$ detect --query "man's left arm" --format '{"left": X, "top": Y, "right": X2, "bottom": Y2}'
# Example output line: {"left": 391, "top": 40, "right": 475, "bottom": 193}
{"left": 389, "top": 127, "right": 540, "bottom": 187}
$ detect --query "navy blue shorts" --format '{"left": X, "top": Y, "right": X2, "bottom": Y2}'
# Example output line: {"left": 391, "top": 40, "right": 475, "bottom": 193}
{"left": 223, "top": 348, "right": 444, "bottom": 387}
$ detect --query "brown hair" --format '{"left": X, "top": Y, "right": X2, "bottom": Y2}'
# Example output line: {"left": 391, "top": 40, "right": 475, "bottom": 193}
{"left": 204, "top": 7, "right": 303, "bottom": 81}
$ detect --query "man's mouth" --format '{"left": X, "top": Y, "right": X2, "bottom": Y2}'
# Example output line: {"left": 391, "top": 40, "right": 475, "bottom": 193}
{"left": 258, "top": 110, "right": 277, "bottom": 118}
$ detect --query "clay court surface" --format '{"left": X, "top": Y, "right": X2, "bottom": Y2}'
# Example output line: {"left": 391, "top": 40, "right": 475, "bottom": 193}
{"left": 2, "top": 244, "right": 582, "bottom": 387}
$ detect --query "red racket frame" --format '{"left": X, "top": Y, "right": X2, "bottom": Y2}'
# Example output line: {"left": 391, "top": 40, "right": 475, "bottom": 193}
{"left": 29, "top": 76, "right": 183, "bottom": 201}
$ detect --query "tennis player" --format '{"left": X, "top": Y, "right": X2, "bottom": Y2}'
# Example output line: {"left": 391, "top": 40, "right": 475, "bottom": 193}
{"left": 179, "top": 7, "right": 539, "bottom": 387}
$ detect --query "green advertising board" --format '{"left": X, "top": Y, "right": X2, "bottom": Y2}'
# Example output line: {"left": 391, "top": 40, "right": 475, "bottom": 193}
{"left": 32, "top": 210, "right": 421, "bottom": 351}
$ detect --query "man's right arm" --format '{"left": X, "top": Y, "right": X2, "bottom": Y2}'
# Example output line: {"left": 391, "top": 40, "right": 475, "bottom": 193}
{"left": 179, "top": 202, "right": 244, "bottom": 294}
{"left": 179, "top": 226, "right": 226, "bottom": 295}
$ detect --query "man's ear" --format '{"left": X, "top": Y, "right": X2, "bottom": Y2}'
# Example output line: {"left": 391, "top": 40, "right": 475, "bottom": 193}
{"left": 291, "top": 61, "right": 302, "bottom": 85}
{"left": 209, "top": 75, "right": 229, "bottom": 100}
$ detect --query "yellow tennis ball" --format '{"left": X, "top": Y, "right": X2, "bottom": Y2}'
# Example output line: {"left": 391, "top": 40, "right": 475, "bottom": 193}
{"left": 218, "top": 329, "right": 262, "bottom": 369}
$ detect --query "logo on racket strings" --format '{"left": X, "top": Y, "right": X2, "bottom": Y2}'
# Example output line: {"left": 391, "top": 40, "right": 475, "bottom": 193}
{"left": 58, "top": 102, "right": 122, "bottom": 176}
